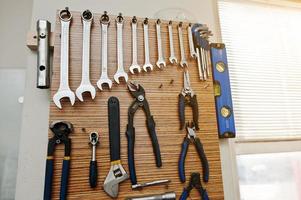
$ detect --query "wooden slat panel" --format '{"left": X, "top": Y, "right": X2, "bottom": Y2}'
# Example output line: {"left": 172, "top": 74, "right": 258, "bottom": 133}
{"left": 49, "top": 10, "right": 224, "bottom": 200}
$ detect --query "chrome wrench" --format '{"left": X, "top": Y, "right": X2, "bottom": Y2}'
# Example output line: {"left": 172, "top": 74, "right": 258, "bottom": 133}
{"left": 53, "top": 9, "right": 75, "bottom": 109}
{"left": 129, "top": 16, "right": 141, "bottom": 74}
{"left": 155, "top": 19, "right": 166, "bottom": 68}
{"left": 76, "top": 10, "right": 96, "bottom": 101}
{"left": 97, "top": 11, "right": 113, "bottom": 90}
{"left": 178, "top": 22, "right": 188, "bottom": 68}
{"left": 168, "top": 21, "right": 177, "bottom": 65}
{"left": 114, "top": 13, "right": 128, "bottom": 84}
{"left": 188, "top": 23, "right": 197, "bottom": 59}
{"left": 142, "top": 18, "right": 153, "bottom": 72}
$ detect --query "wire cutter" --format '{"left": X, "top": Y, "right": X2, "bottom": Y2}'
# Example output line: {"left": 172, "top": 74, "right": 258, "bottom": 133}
{"left": 126, "top": 82, "right": 162, "bottom": 187}
{"left": 44, "top": 121, "right": 73, "bottom": 200}
{"left": 178, "top": 122, "right": 209, "bottom": 183}
{"left": 179, "top": 70, "right": 199, "bottom": 130}
{"left": 179, "top": 172, "right": 209, "bottom": 200}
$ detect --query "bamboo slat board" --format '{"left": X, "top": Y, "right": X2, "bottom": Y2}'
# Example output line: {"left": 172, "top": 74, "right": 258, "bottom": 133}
{"left": 49, "top": 10, "right": 224, "bottom": 200}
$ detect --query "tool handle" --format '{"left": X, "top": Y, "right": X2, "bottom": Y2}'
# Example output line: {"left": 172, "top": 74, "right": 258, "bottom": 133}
{"left": 126, "top": 125, "right": 137, "bottom": 185}
{"left": 179, "top": 188, "right": 189, "bottom": 200}
{"left": 195, "top": 137, "right": 209, "bottom": 182}
{"left": 178, "top": 137, "right": 189, "bottom": 183}
{"left": 89, "top": 160, "right": 98, "bottom": 188}
{"left": 191, "top": 95, "right": 199, "bottom": 130}
{"left": 43, "top": 158, "right": 54, "bottom": 200}
{"left": 146, "top": 116, "right": 162, "bottom": 167}
{"left": 108, "top": 97, "right": 121, "bottom": 161}
{"left": 178, "top": 94, "right": 185, "bottom": 130}
{"left": 200, "top": 189, "right": 210, "bottom": 200}
{"left": 60, "top": 158, "right": 70, "bottom": 200}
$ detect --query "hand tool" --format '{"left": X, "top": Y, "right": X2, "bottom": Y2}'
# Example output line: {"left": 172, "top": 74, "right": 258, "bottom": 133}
{"left": 126, "top": 192, "right": 176, "bottom": 200}
{"left": 76, "top": 10, "right": 96, "bottom": 101}
{"left": 43, "top": 121, "right": 73, "bottom": 200}
{"left": 114, "top": 13, "right": 128, "bottom": 83}
{"left": 104, "top": 97, "right": 128, "bottom": 198}
{"left": 210, "top": 43, "right": 236, "bottom": 138}
{"left": 155, "top": 19, "right": 166, "bottom": 68}
{"left": 126, "top": 82, "right": 163, "bottom": 189}
{"left": 142, "top": 18, "right": 153, "bottom": 72}
{"left": 178, "top": 123, "right": 209, "bottom": 183}
{"left": 89, "top": 131, "right": 99, "bottom": 188}
{"left": 129, "top": 16, "right": 141, "bottom": 74}
{"left": 179, "top": 69, "right": 199, "bottom": 130}
{"left": 53, "top": 8, "right": 75, "bottom": 109}
{"left": 36, "top": 19, "right": 51, "bottom": 89}
{"left": 179, "top": 172, "right": 209, "bottom": 200}
{"left": 178, "top": 22, "right": 188, "bottom": 68}
{"left": 188, "top": 23, "right": 197, "bottom": 59}
{"left": 132, "top": 179, "right": 170, "bottom": 189}
{"left": 168, "top": 21, "right": 177, "bottom": 64}
{"left": 97, "top": 11, "right": 113, "bottom": 90}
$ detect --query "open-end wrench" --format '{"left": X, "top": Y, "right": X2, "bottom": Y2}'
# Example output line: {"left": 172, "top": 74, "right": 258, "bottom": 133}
{"left": 155, "top": 19, "right": 166, "bottom": 68}
{"left": 142, "top": 18, "right": 153, "bottom": 72}
{"left": 188, "top": 23, "right": 197, "bottom": 59}
{"left": 53, "top": 9, "right": 75, "bottom": 109}
{"left": 97, "top": 11, "right": 113, "bottom": 90}
{"left": 114, "top": 13, "right": 128, "bottom": 84}
{"left": 178, "top": 22, "right": 188, "bottom": 68}
{"left": 168, "top": 21, "right": 177, "bottom": 65}
{"left": 129, "top": 16, "right": 141, "bottom": 74}
{"left": 76, "top": 10, "right": 96, "bottom": 101}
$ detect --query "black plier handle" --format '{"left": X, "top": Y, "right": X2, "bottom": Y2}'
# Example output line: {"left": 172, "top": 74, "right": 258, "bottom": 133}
{"left": 179, "top": 93, "right": 199, "bottom": 130}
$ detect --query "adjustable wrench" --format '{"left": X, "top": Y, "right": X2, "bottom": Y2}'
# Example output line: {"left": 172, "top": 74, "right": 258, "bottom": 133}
{"left": 97, "top": 11, "right": 112, "bottom": 90}
{"left": 53, "top": 8, "right": 75, "bottom": 109}
{"left": 142, "top": 18, "right": 153, "bottom": 72}
{"left": 155, "top": 19, "right": 166, "bottom": 68}
{"left": 114, "top": 13, "right": 128, "bottom": 84}
{"left": 75, "top": 10, "right": 96, "bottom": 101}
{"left": 168, "top": 21, "right": 177, "bottom": 65}
{"left": 188, "top": 23, "right": 197, "bottom": 59}
{"left": 129, "top": 16, "right": 141, "bottom": 74}
{"left": 178, "top": 22, "right": 188, "bottom": 68}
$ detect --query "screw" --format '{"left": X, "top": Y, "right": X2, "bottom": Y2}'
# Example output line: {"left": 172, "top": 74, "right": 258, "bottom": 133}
{"left": 170, "top": 79, "right": 174, "bottom": 84}
{"left": 159, "top": 83, "right": 163, "bottom": 88}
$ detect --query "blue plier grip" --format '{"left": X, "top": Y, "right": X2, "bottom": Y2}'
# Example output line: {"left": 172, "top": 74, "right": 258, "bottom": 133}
{"left": 179, "top": 188, "right": 189, "bottom": 200}
{"left": 43, "top": 158, "right": 54, "bottom": 200}
{"left": 60, "top": 158, "right": 70, "bottom": 200}
{"left": 179, "top": 138, "right": 190, "bottom": 183}
{"left": 194, "top": 138, "right": 209, "bottom": 183}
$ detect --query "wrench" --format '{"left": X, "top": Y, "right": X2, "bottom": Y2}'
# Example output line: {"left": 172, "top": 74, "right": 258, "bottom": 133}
{"left": 168, "top": 21, "right": 177, "bottom": 65}
{"left": 114, "top": 13, "right": 128, "bottom": 84}
{"left": 129, "top": 16, "right": 141, "bottom": 74}
{"left": 53, "top": 9, "right": 75, "bottom": 109}
{"left": 97, "top": 11, "right": 113, "bottom": 90}
{"left": 76, "top": 10, "right": 96, "bottom": 101}
{"left": 142, "top": 18, "right": 153, "bottom": 72}
{"left": 155, "top": 19, "right": 166, "bottom": 68}
{"left": 178, "top": 22, "right": 188, "bottom": 68}
{"left": 188, "top": 23, "right": 197, "bottom": 59}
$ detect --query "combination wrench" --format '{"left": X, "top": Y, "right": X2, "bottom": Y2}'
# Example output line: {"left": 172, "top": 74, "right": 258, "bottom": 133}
{"left": 76, "top": 10, "right": 96, "bottom": 101}
{"left": 178, "top": 22, "right": 188, "bottom": 68}
{"left": 188, "top": 23, "right": 197, "bottom": 59}
{"left": 155, "top": 19, "right": 166, "bottom": 68}
{"left": 129, "top": 16, "right": 141, "bottom": 74}
{"left": 142, "top": 18, "right": 153, "bottom": 72}
{"left": 168, "top": 21, "right": 177, "bottom": 65}
{"left": 114, "top": 13, "right": 128, "bottom": 84}
{"left": 53, "top": 9, "right": 75, "bottom": 109}
{"left": 97, "top": 11, "right": 113, "bottom": 90}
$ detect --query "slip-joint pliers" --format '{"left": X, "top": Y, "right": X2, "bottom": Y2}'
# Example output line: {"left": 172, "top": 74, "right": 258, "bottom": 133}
{"left": 179, "top": 122, "right": 209, "bottom": 183}
{"left": 180, "top": 172, "right": 209, "bottom": 200}
{"left": 126, "top": 82, "right": 162, "bottom": 186}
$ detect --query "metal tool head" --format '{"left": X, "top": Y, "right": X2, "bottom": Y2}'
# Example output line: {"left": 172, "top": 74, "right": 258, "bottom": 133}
{"left": 81, "top": 9, "right": 93, "bottom": 21}
{"left": 169, "top": 56, "right": 178, "bottom": 65}
{"left": 50, "top": 120, "right": 73, "bottom": 139}
{"left": 181, "top": 70, "right": 194, "bottom": 96}
{"left": 189, "top": 172, "right": 202, "bottom": 188}
{"left": 53, "top": 89, "right": 75, "bottom": 109}
{"left": 75, "top": 85, "right": 96, "bottom": 102}
{"left": 89, "top": 132, "right": 99, "bottom": 145}
{"left": 129, "top": 64, "right": 141, "bottom": 74}
{"left": 103, "top": 163, "right": 129, "bottom": 198}
{"left": 97, "top": 78, "right": 113, "bottom": 90}
{"left": 142, "top": 63, "right": 153, "bottom": 72}
{"left": 156, "top": 60, "right": 166, "bottom": 68}
{"left": 114, "top": 72, "right": 128, "bottom": 84}
{"left": 100, "top": 11, "right": 110, "bottom": 25}
{"left": 116, "top": 13, "right": 124, "bottom": 24}
{"left": 59, "top": 8, "right": 72, "bottom": 22}
{"left": 132, "top": 16, "right": 137, "bottom": 24}
{"left": 186, "top": 122, "right": 196, "bottom": 139}
{"left": 127, "top": 81, "right": 145, "bottom": 97}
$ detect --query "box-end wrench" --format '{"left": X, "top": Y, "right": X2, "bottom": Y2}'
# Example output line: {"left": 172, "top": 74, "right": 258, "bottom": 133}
{"left": 178, "top": 22, "right": 188, "bottom": 68}
{"left": 97, "top": 11, "right": 113, "bottom": 90}
{"left": 188, "top": 23, "right": 197, "bottom": 59}
{"left": 129, "top": 16, "right": 141, "bottom": 74}
{"left": 168, "top": 21, "right": 177, "bottom": 65}
{"left": 114, "top": 13, "right": 128, "bottom": 84}
{"left": 53, "top": 8, "right": 75, "bottom": 109}
{"left": 155, "top": 19, "right": 166, "bottom": 68}
{"left": 142, "top": 18, "right": 153, "bottom": 72}
{"left": 76, "top": 10, "right": 96, "bottom": 101}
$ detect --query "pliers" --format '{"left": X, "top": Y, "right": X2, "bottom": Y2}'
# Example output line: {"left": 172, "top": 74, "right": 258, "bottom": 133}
{"left": 179, "top": 172, "right": 209, "bottom": 200}
{"left": 178, "top": 122, "right": 209, "bottom": 183}
{"left": 179, "top": 70, "right": 199, "bottom": 130}
{"left": 44, "top": 121, "right": 73, "bottom": 200}
{"left": 126, "top": 81, "right": 162, "bottom": 186}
